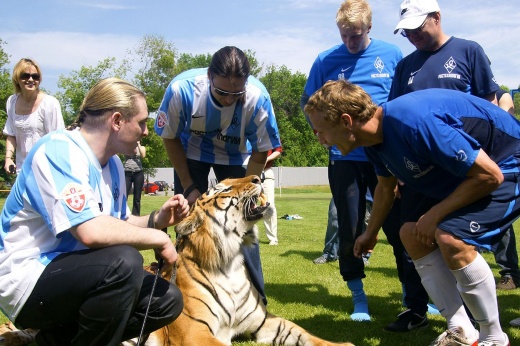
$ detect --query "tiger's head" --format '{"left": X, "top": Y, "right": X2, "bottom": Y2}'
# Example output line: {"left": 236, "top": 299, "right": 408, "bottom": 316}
{"left": 174, "top": 175, "right": 272, "bottom": 271}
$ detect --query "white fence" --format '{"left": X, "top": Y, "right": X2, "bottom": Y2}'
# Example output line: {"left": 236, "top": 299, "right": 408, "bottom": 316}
{"left": 146, "top": 167, "right": 329, "bottom": 188}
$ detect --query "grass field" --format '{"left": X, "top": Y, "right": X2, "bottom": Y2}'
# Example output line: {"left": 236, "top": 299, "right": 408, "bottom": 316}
{"left": 1, "top": 186, "right": 519, "bottom": 346}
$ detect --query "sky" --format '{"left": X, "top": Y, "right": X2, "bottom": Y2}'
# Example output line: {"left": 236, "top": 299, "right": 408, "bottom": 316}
{"left": 1, "top": 0, "right": 519, "bottom": 94}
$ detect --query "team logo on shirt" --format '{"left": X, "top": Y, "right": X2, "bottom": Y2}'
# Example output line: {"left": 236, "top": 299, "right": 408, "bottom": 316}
{"left": 156, "top": 111, "right": 167, "bottom": 128}
{"left": 60, "top": 183, "right": 86, "bottom": 213}
{"left": 438, "top": 56, "right": 461, "bottom": 80}
{"left": 371, "top": 57, "right": 390, "bottom": 78}
{"left": 469, "top": 221, "right": 480, "bottom": 233}
{"left": 456, "top": 150, "right": 468, "bottom": 162}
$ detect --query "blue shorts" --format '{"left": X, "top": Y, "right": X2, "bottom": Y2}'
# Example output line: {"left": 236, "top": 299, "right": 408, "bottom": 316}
{"left": 400, "top": 172, "right": 520, "bottom": 251}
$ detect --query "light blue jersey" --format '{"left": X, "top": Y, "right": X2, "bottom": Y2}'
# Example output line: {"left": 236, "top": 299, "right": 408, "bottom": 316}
{"left": 304, "top": 39, "right": 402, "bottom": 161}
{"left": 155, "top": 68, "right": 280, "bottom": 165}
{"left": 0, "top": 129, "right": 129, "bottom": 321}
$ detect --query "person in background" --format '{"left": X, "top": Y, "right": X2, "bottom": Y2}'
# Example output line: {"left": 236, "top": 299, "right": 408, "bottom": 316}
{"left": 0, "top": 78, "right": 189, "bottom": 345}
{"left": 491, "top": 89, "right": 520, "bottom": 293}
{"left": 262, "top": 145, "right": 282, "bottom": 245}
{"left": 124, "top": 141, "right": 146, "bottom": 215}
{"left": 155, "top": 46, "right": 281, "bottom": 305}
{"left": 4, "top": 58, "right": 65, "bottom": 175}
{"left": 300, "top": 0, "right": 403, "bottom": 322}
{"left": 307, "top": 79, "right": 514, "bottom": 346}
{"left": 389, "top": 0, "right": 518, "bottom": 333}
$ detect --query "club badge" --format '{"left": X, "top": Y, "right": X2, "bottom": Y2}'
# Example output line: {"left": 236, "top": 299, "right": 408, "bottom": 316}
{"left": 60, "top": 183, "right": 87, "bottom": 213}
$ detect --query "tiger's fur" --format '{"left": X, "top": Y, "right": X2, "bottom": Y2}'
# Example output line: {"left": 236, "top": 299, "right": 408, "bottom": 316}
{"left": 0, "top": 322, "right": 36, "bottom": 346}
{"left": 146, "top": 175, "right": 354, "bottom": 346}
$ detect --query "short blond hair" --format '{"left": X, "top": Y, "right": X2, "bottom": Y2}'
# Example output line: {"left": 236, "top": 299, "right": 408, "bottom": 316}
{"left": 304, "top": 80, "right": 377, "bottom": 125}
{"left": 336, "top": 0, "right": 372, "bottom": 30}
{"left": 12, "top": 58, "right": 42, "bottom": 94}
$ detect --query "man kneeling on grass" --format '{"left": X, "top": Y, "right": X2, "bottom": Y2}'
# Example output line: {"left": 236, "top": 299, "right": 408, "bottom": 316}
{"left": 304, "top": 79, "right": 516, "bottom": 346}
{"left": 0, "top": 78, "right": 189, "bottom": 345}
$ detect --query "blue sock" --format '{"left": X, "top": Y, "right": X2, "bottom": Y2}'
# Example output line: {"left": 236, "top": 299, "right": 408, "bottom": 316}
{"left": 346, "top": 279, "right": 371, "bottom": 321}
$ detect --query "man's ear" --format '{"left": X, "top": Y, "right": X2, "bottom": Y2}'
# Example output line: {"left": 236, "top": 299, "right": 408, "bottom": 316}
{"left": 112, "top": 112, "right": 122, "bottom": 130}
{"left": 341, "top": 113, "right": 353, "bottom": 130}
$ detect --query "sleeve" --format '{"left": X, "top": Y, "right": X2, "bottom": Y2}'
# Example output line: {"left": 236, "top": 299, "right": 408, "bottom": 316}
{"left": 3, "top": 95, "right": 16, "bottom": 136}
{"left": 364, "top": 147, "right": 393, "bottom": 177}
{"left": 247, "top": 95, "right": 281, "bottom": 152}
{"left": 414, "top": 114, "right": 481, "bottom": 178}
{"left": 155, "top": 82, "right": 185, "bottom": 139}
{"left": 28, "top": 139, "right": 101, "bottom": 235}
{"left": 470, "top": 44, "right": 499, "bottom": 97}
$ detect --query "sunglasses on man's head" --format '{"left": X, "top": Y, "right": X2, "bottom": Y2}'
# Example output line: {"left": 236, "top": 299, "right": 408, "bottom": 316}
{"left": 20, "top": 73, "right": 40, "bottom": 81}
{"left": 211, "top": 78, "right": 247, "bottom": 98}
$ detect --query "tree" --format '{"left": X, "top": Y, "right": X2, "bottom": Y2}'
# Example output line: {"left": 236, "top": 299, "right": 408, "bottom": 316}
{"left": 0, "top": 38, "right": 14, "bottom": 188}
{"left": 260, "top": 64, "right": 328, "bottom": 167}
{"left": 55, "top": 58, "right": 129, "bottom": 125}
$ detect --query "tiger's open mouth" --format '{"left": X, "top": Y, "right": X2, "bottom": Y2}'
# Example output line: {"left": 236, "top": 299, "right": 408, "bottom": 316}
{"left": 245, "top": 192, "right": 270, "bottom": 221}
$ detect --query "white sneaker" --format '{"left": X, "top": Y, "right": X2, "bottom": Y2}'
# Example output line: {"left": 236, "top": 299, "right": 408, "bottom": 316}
{"left": 429, "top": 326, "right": 478, "bottom": 346}
{"left": 478, "top": 333, "right": 510, "bottom": 346}
{"left": 510, "top": 317, "right": 520, "bottom": 327}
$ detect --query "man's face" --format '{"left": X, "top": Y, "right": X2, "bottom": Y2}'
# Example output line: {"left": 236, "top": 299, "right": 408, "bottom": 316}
{"left": 308, "top": 110, "right": 356, "bottom": 155}
{"left": 119, "top": 96, "right": 149, "bottom": 155}
{"left": 337, "top": 24, "right": 370, "bottom": 54}
{"left": 401, "top": 16, "right": 437, "bottom": 51}
{"left": 209, "top": 74, "right": 248, "bottom": 107}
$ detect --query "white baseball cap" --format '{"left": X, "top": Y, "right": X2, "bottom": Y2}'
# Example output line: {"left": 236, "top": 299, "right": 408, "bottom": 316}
{"left": 394, "top": 0, "right": 441, "bottom": 34}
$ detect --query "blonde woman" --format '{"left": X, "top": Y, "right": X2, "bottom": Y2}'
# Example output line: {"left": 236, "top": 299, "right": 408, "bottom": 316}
{"left": 3, "top": 58, "right": 65, "bottom": 174}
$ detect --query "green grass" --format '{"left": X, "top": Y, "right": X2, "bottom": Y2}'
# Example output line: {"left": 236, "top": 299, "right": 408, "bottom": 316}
{"left": 1, "top": 187, "right": 519, "bottom": 346}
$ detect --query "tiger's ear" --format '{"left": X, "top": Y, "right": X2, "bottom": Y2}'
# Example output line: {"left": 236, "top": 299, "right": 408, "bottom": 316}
{"left": 175, "top": 207, "right": 203, "bottom": 236}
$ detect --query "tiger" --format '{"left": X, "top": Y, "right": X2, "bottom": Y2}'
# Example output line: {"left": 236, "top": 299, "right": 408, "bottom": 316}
{"left": 142, "top": 175, "right": 354, "bottom": 346}
{"left": 0, "top": 321, "right": 36, "bottom": 346}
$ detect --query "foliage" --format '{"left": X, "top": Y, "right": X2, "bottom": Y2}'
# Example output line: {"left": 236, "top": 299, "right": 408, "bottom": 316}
{"left": 260, "top": 64, "right": 328, "bottom": 167}
{"left": 0, "top": 39, "right": 14, "bottom": 187}
{"left": 55, "top": 57, "right": 130, "bottom": 125}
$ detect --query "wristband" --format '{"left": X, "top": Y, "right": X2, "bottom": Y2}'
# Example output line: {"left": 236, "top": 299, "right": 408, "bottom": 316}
{"left": 148, "top": 210, "right": 157, "bottom": 229}
{"left": 183, "top": 183, "right": 199, "bottom": 198}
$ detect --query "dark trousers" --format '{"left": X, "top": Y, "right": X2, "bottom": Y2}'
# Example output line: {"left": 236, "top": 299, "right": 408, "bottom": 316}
{"left": 492, "top": 226, "right": 520, "bottom": 282}
{"left": 173, "top": 160, "right": 267, "bottom": 305}
{"left": 329, "top": 160, "right": 404, "bottom": 280}
{"left": 328, "top": 160, "right": 428, "bottom": 313}
{"left": 15, "top": 246, "right": 183, "bottom": 346}
{"left": 125, "top": 170, "right": 144, "bottom": 216}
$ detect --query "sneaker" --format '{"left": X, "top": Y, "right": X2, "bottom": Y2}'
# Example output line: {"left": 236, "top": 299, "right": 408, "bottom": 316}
{"left": 269, "top": 240, "right": 278, "bottom": 245}
{"left": 384, "top": 309, "right": 428, "bottom": 332}
{"left": 313, "top": 255, "right": 336, "bottom": 264}
{"left": 510, "top": 317, "right": 520, "bottom": 327}
{"left": 478, "top": 333, "right": 510, "bottom": 346}
{"left": 429, "top": 327, "right": 478, "bottom": 346}
{"left": 496, "top": 276, "right": 517, "bottom": 290}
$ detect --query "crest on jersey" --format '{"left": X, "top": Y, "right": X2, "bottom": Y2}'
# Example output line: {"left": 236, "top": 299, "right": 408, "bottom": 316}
{"left": 156, "top": 111, "right": 167, "bottom": 128}
{"left": 60, "top": 183, "right": 87, "bottom": 213}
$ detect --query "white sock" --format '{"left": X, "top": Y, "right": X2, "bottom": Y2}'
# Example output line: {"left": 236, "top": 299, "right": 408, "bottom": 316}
{"left": 452, "top": 253, "right": 505, "bottom": 344}
{"left": 414, "top": 249, "right": 475, "bottom": 334}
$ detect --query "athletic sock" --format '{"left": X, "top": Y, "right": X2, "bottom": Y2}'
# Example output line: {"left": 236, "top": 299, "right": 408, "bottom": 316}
{"left": 414, "top": 249, "right": 476, "bottom": 335}
{"left": 452, "top": 253, "right": 505, "bottom": 344}
{"left": 346, "top": 279, "right": 370, "bottom": 321}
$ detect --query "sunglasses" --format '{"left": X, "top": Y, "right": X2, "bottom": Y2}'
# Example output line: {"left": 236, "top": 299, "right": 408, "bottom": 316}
{"left": 20, "top": 73, "right": 41, "bottom": 81}
{"left": 401, "top": 16, "right": 431, "bottom": 38}
{"left": 211, "top": 78, "right": 247, "bottom": 98}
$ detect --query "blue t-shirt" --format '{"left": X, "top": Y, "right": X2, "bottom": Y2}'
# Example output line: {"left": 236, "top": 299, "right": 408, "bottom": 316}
{"left": 155, "top": 68, "right": 281, "bottom": 165}
{"left": 304, "top": 39, "right": 402, "bottom": 161}
{"left": 389, "top": 37, "right": 499, "bottom": 100}
{"left": 365, "top": 89, "right": 520, "bottom": 200}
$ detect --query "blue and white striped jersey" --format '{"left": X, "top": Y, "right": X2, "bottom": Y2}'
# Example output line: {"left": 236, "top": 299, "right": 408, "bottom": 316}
{"left": 0, "top": 129, "right": 129, "bottom": 321}
{"left": 155, "top": 68, "right": 280, "bottom": 165}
